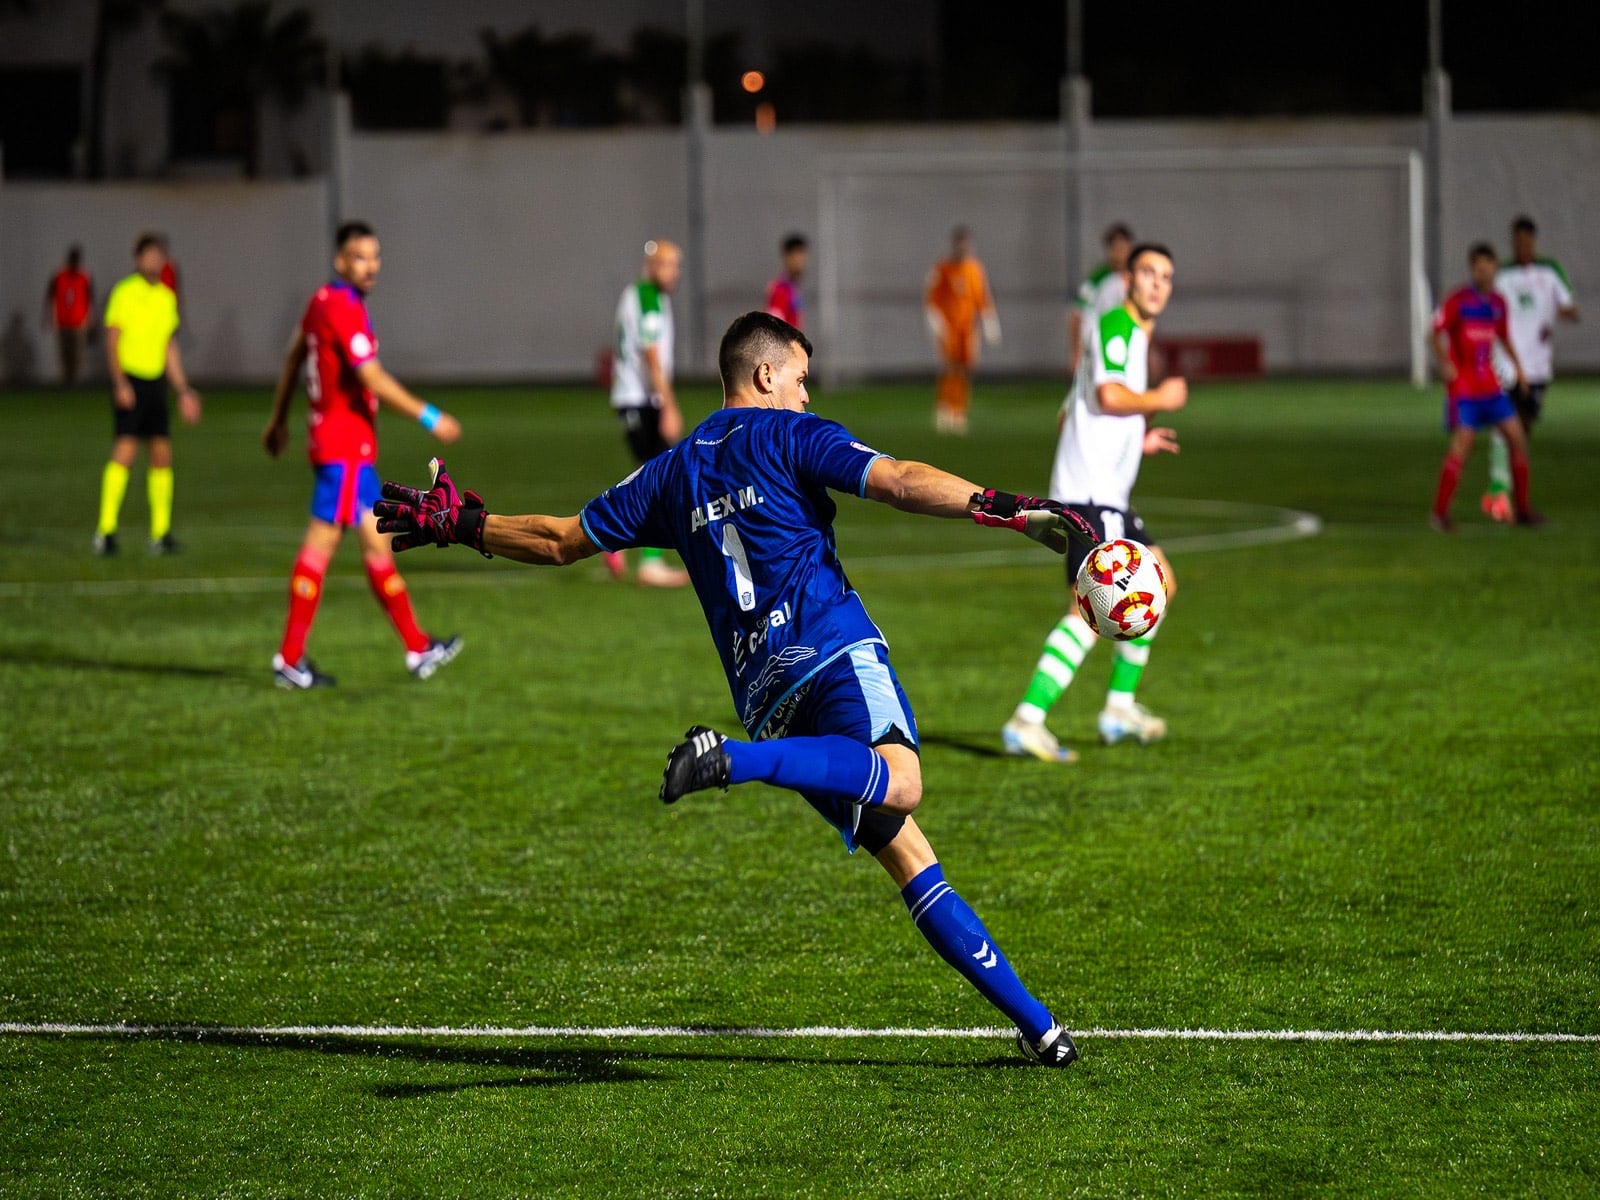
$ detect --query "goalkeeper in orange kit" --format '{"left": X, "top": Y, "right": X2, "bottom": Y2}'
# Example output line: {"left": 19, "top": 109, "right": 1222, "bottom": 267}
{"left": 924, "top": 226, "right": 1000, "bottom": 434}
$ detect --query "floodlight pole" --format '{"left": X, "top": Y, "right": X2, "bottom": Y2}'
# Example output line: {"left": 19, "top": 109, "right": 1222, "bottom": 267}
{"left": 1423, "top": 0, "right": 1449, "bottom": 304}
{"left": 1060, "top": 0, "right": 1089, "bottom": 322}
{"left": 684, "top": 0, "right": 710, "bottom": 374}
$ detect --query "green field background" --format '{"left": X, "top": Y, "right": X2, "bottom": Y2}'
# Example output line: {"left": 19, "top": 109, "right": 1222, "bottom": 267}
{"left": 2, "top": 379, "right": 1596, "bottom": 1197}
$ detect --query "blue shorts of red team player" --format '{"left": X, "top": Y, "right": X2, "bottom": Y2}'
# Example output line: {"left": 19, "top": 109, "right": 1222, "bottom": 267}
{"left": 310, "top": 461, "right": 382, "bottom": 527}
{"left": 756, "top": 641, "right": 919, "bottom": 855}
{"left": 1446, "top": 392, "right": 1516, "bottom": 432}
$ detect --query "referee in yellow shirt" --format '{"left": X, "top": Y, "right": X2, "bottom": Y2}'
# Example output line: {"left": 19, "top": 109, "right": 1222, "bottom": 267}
{"left": 95, "top": 233, "right": 202, "bottom": 555}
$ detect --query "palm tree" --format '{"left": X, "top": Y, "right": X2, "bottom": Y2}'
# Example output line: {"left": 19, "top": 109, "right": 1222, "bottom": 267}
{"left": 155, "top": 0, "right": 325, "bottom": 178}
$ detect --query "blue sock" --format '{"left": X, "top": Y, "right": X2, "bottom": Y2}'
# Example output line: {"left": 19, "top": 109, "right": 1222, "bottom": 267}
{"left": 901, "top": 863, "right": 1054, "bottom": 1043}
{"left": 723, "top": 736, "right": 890, "bottom": 806}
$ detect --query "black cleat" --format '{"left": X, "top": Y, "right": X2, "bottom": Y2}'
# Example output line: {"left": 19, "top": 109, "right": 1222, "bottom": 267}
{"left": 660, "top": 725, "right": 731, "bottom": 804}
{"left": 1017, "top": 1022, "right": 1079, "bottom": 1068}
{"left": 149, "top": 533, "right": 182, "bottom": 556}
{"left": 1514, "top": 507, "right": 1547, "bottom": 527}
{"left": 93, "top": 532, "right": 119, "bottom": 556}
{"left": 272, "top": 653, "right": 337, "bottom": 690}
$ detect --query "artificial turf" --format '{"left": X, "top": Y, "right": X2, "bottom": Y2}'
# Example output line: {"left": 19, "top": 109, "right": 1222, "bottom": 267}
{"left": 2, "top": 378, "right": 1596, "bottom": 1197}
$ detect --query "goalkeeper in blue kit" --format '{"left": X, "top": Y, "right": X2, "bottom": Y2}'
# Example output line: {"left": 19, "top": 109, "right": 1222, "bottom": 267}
{"left": 376, "top": 312, "right": 1092, "bottom": 1067}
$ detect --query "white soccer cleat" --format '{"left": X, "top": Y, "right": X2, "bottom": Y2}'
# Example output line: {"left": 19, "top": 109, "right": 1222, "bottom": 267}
{"left": 1001, "top": 717, "right": 1078, "bottom": 764}
{"left": 406, "top": 635, "right": 463, "bottom": 680}
{"left": 1098, "top": 701, "right": 1167, "bottom": 746}
{"left": 272, "top": 653, "right": 336, "bottom": 690}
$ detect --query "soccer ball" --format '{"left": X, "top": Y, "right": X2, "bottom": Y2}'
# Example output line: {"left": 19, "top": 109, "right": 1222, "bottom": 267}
{"left": 1075, "top": 539, "right": 1167, "bottom": 641}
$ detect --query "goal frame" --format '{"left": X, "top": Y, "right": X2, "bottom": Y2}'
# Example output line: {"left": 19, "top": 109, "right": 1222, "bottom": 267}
{"left": 816, "top": 146, "right": 1428, "bottom": 387}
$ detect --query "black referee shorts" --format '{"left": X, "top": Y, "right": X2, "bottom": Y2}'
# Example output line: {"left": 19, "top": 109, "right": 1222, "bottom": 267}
{"left": 112, "top": 375, "right": 170, "bottom": 440}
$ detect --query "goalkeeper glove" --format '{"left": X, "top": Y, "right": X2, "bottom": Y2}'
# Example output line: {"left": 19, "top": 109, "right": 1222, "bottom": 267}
{"left": 374, "top": 458, "right": 491, "bottom": 556}
{"left": 969, "top": 489, "right": 1096, "bottom": 555}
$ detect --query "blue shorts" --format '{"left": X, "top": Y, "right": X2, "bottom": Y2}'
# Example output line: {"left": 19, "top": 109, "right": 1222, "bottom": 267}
{"left": 1452, "top": 392, "right": 1516, "bottom": 431}
{"left": 311, "top": 461, "right": 381, "bottom": 527}
{"left": 757, "top": 641, "right": 919, "bottom": 854}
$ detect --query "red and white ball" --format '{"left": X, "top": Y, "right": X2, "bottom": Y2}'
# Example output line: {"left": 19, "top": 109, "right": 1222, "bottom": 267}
{"left": 1075, "top": 539, "right": 1167, "bottom": 641}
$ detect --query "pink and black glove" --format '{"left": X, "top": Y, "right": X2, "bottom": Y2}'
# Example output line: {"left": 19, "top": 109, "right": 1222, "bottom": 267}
{"left": 375, "top": 458, "right": 491, "bottom": 556}
{"left": 970, "top": 489, "right": 1096, "bottom": 555}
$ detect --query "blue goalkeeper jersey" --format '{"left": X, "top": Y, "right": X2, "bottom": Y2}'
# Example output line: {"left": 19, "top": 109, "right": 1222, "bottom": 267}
{"left": 580, "top": 406, "right": 891, "bottom": 736}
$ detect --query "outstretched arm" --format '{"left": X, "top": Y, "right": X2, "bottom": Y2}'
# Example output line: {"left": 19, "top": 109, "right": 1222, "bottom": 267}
{"left": 863, "top": 457, "right": 1096, "bottom": 554}
{"left": 375, "top": 460, "right": 599, "bottom": 565}
{"left": 481, "top": 513, "right": 599, "bottom": 565}
{"left": 863, "top": 457, "right": 983, "bottom": 517}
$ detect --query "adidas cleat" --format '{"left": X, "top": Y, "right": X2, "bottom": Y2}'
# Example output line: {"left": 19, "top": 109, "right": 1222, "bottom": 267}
{"left": 660, "top": 725, "right": 731, "bottom": 804}
{"left": 406, "top": 635, "right": 464, "bottom": 680}
{"left": 1099, "top": 701, "right": 1167, "bottom": 746}
{"left": 1001, "top": 717, "right": 1078, "bottom": 764}
{"left": 273, "top": 653, "right": 336, "bottom": 690}
{"left": 1018, "top": 1022, "right": 1079, "bottom": 1068}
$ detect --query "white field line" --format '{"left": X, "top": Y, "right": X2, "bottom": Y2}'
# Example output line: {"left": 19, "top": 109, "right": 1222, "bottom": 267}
{"left": 1, "top": 1022, "right": 1594, "bottom": 1044}
{"left": 0, "top": 502, "right": 1321, "bottom": 600}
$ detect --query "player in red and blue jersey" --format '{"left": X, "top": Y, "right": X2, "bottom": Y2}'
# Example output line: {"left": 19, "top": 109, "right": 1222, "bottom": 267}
{"left": 261, "top": 220, "right": 465, "bottom": 689}
{"left": 373, "top": 312, "right": 1092, "bottom": 1068}
{"left": 1430, "top": 243, "right": 1540, "bottom": 531}
{"left": 763, "top": 233, "right": 807, "bottom": 329}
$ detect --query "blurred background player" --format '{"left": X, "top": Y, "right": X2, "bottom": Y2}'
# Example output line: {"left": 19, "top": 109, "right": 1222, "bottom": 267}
{"left": 764, "top": 233, "right": 808, "bottom": 329}
{"left": 923, "top": 225, "right": 999, "bottom": 434}
{"left": 43, "top": 245, "right": 93, "bottom": 386}
{"left": 608, "top": 238, "right": 689, "bottom": 586}
{"left": 1067, "top": 222, "right": 1133, "bottom": 370}
{"left": 1483, "top": 216, "right": 1578, "bottom": 521}
{"left": 1003, "top": 243, "right": 1186, "bottom": 763}
{"left": 94, "top": 233, "right": 201, "bottom": 556}
{"left": 1430, "top": 242, "right": 1537, "bottom": 532}
{"left": 375, "top": 311, "right": 1087, "bottom": 1067}
{"left": 262, "top": 220, "right": 464, "bottom": 689}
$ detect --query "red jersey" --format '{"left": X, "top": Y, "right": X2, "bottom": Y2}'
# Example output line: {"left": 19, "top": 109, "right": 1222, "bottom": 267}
{"left": 1433, "top": 285, "right": 1508, "bottom": 400}
{"left": 764, "top": 277, "right": 804, "bottom": 329}
{"left": 50, "top": 268, "right": 93, "bottom": 329}
{"left": 159, "top": 261, "right": 180, "bottom": 299}
{"left": 301, "top": 280, "right": 380, "bottom": 465}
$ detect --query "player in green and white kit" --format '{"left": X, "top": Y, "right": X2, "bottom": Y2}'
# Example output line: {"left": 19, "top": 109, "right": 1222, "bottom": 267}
{"left": 1004, "top": 244, "right": 1186, "bottom": 763}
{"left": 610, "top": 239, "right": 688, "bottom": 585}
{"left": 1067, "top": 223, "right": 1133, "bottom": 370}
{"left": 1483, "top": 216, "right": 1579, "bottom": 521}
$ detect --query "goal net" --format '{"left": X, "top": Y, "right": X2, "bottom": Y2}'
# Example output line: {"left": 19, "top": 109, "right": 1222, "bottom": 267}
{"left": 816, "top": 147, "right": 1427, "bottom": 384}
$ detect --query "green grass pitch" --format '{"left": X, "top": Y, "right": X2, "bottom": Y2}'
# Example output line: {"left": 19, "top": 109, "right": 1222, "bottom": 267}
{"left": 2, "top": 376, "right": 1597, "bottom": 1197}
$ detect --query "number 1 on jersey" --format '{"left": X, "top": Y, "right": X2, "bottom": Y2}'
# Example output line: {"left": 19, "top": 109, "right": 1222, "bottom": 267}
{"left": 719, "top": 523, "right": 757, "bottom": 612}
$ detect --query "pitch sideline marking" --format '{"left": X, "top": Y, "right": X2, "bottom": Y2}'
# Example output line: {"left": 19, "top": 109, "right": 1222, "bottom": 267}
{"left": 1, "top": 1022, "right": 1593, "bottom": 1044}
{"left": 0, "top": 500, "right": 1321, "bottom": 600}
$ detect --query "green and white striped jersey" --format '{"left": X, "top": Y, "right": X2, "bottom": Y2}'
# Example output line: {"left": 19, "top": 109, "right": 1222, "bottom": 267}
{"left": 612, "top": 279, "right": 673, "bottom": 407}
{"left": 1050, "top": 304, "right": 1148, "bottom": 510}
{"left": 1496, "top": 258, "right": 1574, "bottom": 384}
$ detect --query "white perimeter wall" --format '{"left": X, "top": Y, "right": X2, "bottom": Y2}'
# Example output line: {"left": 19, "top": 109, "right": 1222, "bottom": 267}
{"left": 1, "top": 115, "right": 1595, "bottom": 383}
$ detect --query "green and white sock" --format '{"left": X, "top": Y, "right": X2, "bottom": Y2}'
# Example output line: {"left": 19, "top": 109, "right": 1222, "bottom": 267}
{"left": 1487, "top": 430, "right": 1511, "bottom": 496}
{"left": 1014, "top": 612, "right": 1096, "bottom": 725}
{"left": 1106, "top": 625, "right": 1158, "bottom": 710}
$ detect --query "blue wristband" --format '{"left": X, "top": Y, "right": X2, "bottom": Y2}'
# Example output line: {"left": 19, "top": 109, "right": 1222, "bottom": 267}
{"left": 418, "top": 403, "right": 441, "bottom": 431}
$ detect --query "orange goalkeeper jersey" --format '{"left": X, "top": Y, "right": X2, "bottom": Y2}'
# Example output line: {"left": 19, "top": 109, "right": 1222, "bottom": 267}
{"left": 925, "top": 256, "right": 992, "bottom": 333}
